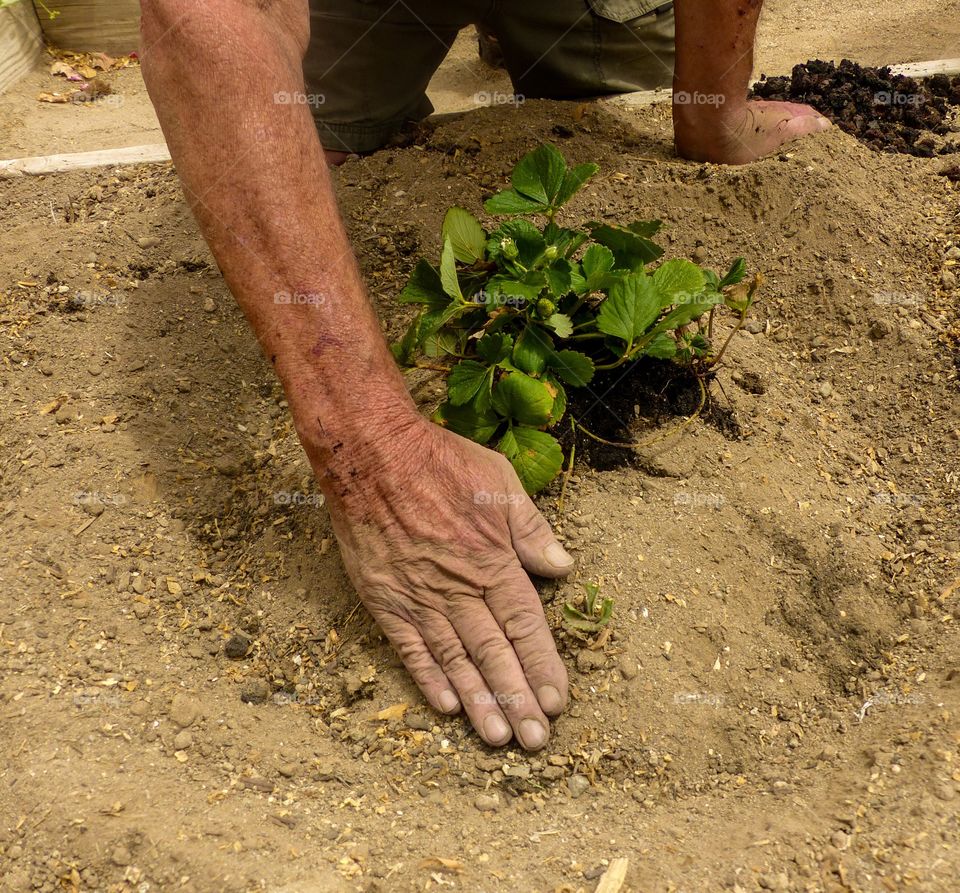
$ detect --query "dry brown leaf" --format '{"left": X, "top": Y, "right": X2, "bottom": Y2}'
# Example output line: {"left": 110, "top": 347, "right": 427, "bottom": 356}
{"left": 375, "top": 702, "right": 408, "bottom": 721}
{"left": 417, "top": 858, "right": 464, "bottom": 873}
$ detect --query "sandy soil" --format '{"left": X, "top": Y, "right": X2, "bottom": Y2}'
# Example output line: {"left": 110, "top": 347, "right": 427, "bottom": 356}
{"left": 2, "top": 92, "right": 959, "bottom": 892}
{"left": 2, "top": 4, "right": 960, "bottom": 893}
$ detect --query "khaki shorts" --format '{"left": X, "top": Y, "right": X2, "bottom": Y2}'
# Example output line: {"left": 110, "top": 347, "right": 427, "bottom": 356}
{"left": 303, "top": 0, "right": 675, "bottom": 154}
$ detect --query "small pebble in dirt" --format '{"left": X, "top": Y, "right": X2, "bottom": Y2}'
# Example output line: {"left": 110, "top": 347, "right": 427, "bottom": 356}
{"left": 942, "top": 269, "right": 957, "bottom": 290}
{"left": 867, "top": 319, "right": 894, "bottom": 340}
{"left": 173, "top": 730, "right": 193, "bottom": 750}
{"left": 933, "top": 782, "right": 956, "bottom": 801}
{"left": 474, "top": 793, "right": 499, "bottom": 812}
{"left": 818, "top": 382, "right": 833, "bottom": 398}
{"left": 945, "top": 246, "right": 960, "bottom": 260}
{"left": 169, "top": 694, "right": 201, "bottom": 728}
{"left": 202, "top": 297, "right": 216, "bottom": 312}
{"left": 567, "top": 774, "right": 590, "bottom": 798}
{"left": 404, "top": 713, "right": 433, "bottom": 731}
{"left": 110, "top": 845, "right": 132, "bottom": 867}
{"left": 831, "top": 830, "right": 851, "bottom": 850}
{"left": 240, "top": 678, "right": 271, "bottom": 704}
{"left": 137, "top": 236, "right": 160, "bottom": 249}
{"left": 277, "top": 762, "right": 299, "bottom": 778}
{"left": 576, "top": 649, "right": 604, "bottom": 673}
{"left": 224, "top": 633, "right": 252, "bottom": 659}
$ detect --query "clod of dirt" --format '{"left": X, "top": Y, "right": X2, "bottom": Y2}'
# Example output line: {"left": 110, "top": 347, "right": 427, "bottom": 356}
{"left": 240, "top": 678, "right": 270, "bottom": 704}
{"left": 752, "top": 59, "right": 960, "bottom": 157}
{"left": 169, "top": 694, "right": 201, "bottom": 728}
{"left": 224, "top": 632, "right": 252, "bottom": 659}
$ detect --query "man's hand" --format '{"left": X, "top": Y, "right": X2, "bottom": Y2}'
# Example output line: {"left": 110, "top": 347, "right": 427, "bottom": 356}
{"left": 674, "top": 98, "right": 830, "bottom": 164}
{"left": 325, "top": 416, "right": 573, "bottom": 751}
{"left": 672, "top": 0, "right": 831, "bottom": 165}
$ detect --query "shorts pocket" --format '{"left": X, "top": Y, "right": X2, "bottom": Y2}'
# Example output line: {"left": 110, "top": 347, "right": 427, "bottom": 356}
{"left": 587, "top": 0, "right": 667, "bottom": 23}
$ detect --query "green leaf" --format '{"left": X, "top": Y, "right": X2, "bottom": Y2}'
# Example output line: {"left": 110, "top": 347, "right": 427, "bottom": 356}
{"left": 544, "top": 222, "right": 589, "bottom": 257}
{"left": 499, "top": 426, "right": 564, "bottom": 494}
{"left": 476, "top": 332, "right": 514, "bottom": 364}
{"left": 643, "top": 301, "right": 715, "bottom": 344}
{"left": 493, "top": 372, "right": 555, "bottom": 427}
{"left": 447, "top": 360, "right": 490, "bottom": 406}
{"left": 597, "top": 271, "right": 661, "bottom": 343}
{"left": 442, "top": 207, "right": 487, "bottom": 264}
{"left": 555, "top": 162, "right": 599, "bottom": 208}
{"left": 544, "top": 261, "right": 572, "bottom": 298}
{"left": 439, "top": 237, "right": 463, "bottom": 301}
{"left": 652, "top": 259, "right": 706, "bottom": 307}
{"left": 488, "top": 220, "right": 547, "bottom": 267}
{"left": 719, "top": 257, "right": 747, "bottom": 289}
{"left": 581, "top": 244, "right": 614, "bottom": 281}
{"left": 484, "top": 189, "right": 550, "bottom": 216}
{"left": 626, "top": 219, "right": 663, "bottom": 238}
{"left": 434, "top": 401, "right": 501, "bottom": 444}
{"left": 643, "top": 333, "right": 678, "bottom": 359}
{"left": 588, "top": 222, "right": 663, "bottom": 270}
{"left": 392, "top": 312, "right": 423, "bottom": 365}
{"left": 485, "top": 272, "right": 546, "bottom": 305}
{"left": 512, "top": 326, "right": 554, "bottom": 375}
{"left": 511, "top": 143, "right": 567, "bottom": 205}
{"left": 548, "top": 350, "right": 595, "bottom": 387}
{"left": 545, "top": 374, "right": 567, "bottom": 425}
{"left": 398, "top": 260, "right": 449, "bottom": 309}
{"left": 422, "top": 328, "right": 462, "bottom": 360}
{"left": 545, "top": 313, "right": 573, "bottom": 338}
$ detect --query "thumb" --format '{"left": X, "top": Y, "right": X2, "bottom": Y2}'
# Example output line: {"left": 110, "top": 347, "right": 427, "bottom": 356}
{"left": 507, "top": 490, "right": 575, "bottom": 579}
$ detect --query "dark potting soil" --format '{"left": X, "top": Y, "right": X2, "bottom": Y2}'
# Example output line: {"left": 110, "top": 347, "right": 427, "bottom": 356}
{"left": 561, "top": 360, "right": 739, "bottom": 474}
{"left": 751, "top": 59, "right": 960, "bottom": 159}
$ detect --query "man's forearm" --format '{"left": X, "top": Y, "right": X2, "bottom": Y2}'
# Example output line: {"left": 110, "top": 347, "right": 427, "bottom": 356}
{"left": 140, "top": 0, "right": 419, "bottom": 506}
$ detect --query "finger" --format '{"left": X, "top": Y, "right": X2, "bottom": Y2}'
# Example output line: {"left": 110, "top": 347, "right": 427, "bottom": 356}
{"left": 506, "top": 488, "right": 574, "bottom": 579}
{"left": 414, "top": 607, "right": 514, "bottom": 746}
{"left": 447, "top": 595, "right": 551, "bottom": 751}
{"left": 375, "top": 611, "right": 461, "bottom": 715}
{"left": 484, "top": 565, "right": 568, "bottom": 717}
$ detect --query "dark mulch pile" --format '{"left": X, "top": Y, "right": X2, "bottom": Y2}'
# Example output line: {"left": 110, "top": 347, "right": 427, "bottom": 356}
{"left": 751, "top": 59, "right": 960, "bottom": 158}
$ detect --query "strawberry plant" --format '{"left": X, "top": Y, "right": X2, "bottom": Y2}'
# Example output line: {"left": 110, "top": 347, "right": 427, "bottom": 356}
{"left": 393, "top": 143, "right": 758, "bottom": 493}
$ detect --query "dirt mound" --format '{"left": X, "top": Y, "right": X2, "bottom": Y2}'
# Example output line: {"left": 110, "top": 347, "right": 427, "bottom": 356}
{"left": 752, "top": 58, "right": 960, "bottom": 157}
{"left": 1, "top": 98, "right": 959, "bottom": 892}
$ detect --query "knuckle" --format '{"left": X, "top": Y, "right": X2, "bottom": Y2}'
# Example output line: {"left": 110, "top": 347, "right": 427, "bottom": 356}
{"left": 501, "top": 607, "right": 544, "bottom": 643}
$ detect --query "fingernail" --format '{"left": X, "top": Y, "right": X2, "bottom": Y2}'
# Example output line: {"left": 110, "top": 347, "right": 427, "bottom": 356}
{"left": 438, "top": 689, "right": 459, "bottom": 713}
{"left": 537, "top": 684, "right": 563, "bottom": 715}
{"left": 544, "top": 542, "right": 574, "bottom": 570}
{"left": 816, "top": 116, "right": 832, "bottom": 131}
{"left": 518, "top": 718, "right": 547, "bottom": 750}
{"left": 483, "top": 714, "right": 511, "bottom": 744}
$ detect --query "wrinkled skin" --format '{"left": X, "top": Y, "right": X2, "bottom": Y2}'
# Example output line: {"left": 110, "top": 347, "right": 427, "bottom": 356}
{"left": 323, "top": 418, "right": 573, "bottom": 751}
{"left": 675, "top": 98, "right": 831, "bottom": 164}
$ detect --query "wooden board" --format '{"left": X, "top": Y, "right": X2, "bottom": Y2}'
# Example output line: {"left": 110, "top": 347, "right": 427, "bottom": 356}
{"left": 0, "top": 2, "right": 44, "bottom": 94}
{"left": 0, "top": 143, "right": 171, "bottom": 178}
{"left": 33, "top": 0, "right": 140, "bottom": 54}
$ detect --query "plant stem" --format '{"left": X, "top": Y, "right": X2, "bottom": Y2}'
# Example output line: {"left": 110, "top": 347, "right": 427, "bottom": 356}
{"left": 557, "top": 417, "right": 577, "bottom": 514}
